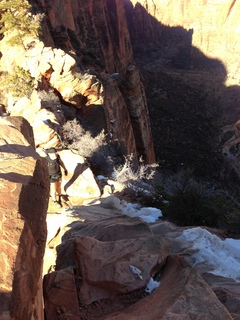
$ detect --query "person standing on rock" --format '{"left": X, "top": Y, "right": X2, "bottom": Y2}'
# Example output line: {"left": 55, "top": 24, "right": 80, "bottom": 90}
{"left": 45, "top": 148, "right": 68, "bottom": 208}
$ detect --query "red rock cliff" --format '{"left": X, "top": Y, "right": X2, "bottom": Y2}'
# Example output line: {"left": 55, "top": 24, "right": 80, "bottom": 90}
{"left": 0, "top": 117, "right": 49, "bottom": 320}
{"left": 43, "top": 0, "right": 156, "bottom": 163}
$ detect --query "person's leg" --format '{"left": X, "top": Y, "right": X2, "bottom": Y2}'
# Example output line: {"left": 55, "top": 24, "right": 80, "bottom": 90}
{"left": 56, "top": 178, "right": 63, "bottom": 204}
{"left": 50, "top": 181, "right": 58, "bottom": 202}
{"left": 59, "top": 176, "right": 67, "bottom": 196}
{"left": 56, "top": 177, "right": 62, "bottom": 197}
{"left": 50, "top": 181, "right": 62, "bottom": 208}
{"left": 57, "top": 177, "right": 71, "bottom": 207}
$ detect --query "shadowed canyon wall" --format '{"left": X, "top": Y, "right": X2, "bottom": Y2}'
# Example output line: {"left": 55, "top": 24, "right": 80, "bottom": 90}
{"left": 41, "top": 0, "right": 239, "bottom": 174}
{"left": 126, "top": 0, "right": 240, "bottom": 86}
{"left": 123, "top": 0, "right": 240, "bottom": 183}
{"left": 44, "top": 0, "right": 155, "bottom": 164}
{"left": 0, "top": 0, "right": 156, "bottom": 164}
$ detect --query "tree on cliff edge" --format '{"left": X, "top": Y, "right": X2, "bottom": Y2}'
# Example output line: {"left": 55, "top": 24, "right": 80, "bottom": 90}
{"left": 0, "top": 0, "right": 43, "bottom": 48}
{"left": 0, "top": 0, "right": 44, "bottom": 98}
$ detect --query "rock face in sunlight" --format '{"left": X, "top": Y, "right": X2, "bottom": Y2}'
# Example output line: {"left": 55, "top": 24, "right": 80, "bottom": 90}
{"left": 0, "top": 0, "right": 155, "bottom": 164}
{"left": 54, "top": 149, "right": 101, "bottom": 199}
{"left": 9, "top": 90, "right": 65, "bottom": 150}
{"left": 0, "top": 117, "right": 49, "bottom": 319}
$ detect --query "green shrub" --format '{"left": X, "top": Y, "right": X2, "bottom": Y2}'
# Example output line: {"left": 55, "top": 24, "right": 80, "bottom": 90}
{"left": 164, "top": 190, "right": 219, "bottom": 227}
{"left": 0, "top": 0, "right": 43, "bottom": 48}
{"left": 0, "top": 67, "right": 35, "bottom": 98}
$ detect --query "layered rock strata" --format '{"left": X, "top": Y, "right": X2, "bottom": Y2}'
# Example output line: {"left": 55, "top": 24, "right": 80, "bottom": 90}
{"left": 0, "top": 117, "right": 49, "bottom": 320}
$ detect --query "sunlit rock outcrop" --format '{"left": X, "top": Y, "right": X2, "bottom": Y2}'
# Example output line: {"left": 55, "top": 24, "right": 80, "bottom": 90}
{"left": 55, "top": 149, "right": 101, "bottom": 200}
{"left": 0, "top": 0, "right": 156, "bottom": 164}
{"left": 9, "top": 90, "right": 65, "bottom": 149}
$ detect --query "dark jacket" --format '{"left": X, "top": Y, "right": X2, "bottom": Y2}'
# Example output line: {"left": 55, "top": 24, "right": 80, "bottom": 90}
{"left": 47, "top": 155, "right": 62, "bottom": 182}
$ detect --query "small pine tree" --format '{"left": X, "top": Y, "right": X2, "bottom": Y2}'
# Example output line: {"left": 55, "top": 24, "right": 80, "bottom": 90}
{"left": 0, "top": 67, "right": 35, "bottom": 98}
{"left": 0, "top": 0, "right": 42, "bottom": 48}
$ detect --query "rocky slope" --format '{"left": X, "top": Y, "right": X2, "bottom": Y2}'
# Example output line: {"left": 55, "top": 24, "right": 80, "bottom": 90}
{"left": 1, "top": 0, "right": 240, "bottom": 181}
{"left": 43, "top": 202, "right": 238, "bottom": 320}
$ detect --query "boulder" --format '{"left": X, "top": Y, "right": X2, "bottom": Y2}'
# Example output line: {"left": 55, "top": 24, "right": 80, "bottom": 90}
{"left": 151, "top": 221, "right": 240, "bottom": 319}
{"left": 202, "top": 273, "right": 240, "bottom": 320}
{"left": 57, "top": 149, "right": 101, "bottom": 199}
{"left": 43, "top": 211, "right": 170, "bottom": 309}
{"left": 4, "top": 116, "right": 35, "bottom": 148}
{"left": 75, "top": 234, "right": 169, "bottom": 304}
{"left": 105, "top": 255, "right": 233, "bottom": 320}
{"left": 55, "top": 214, "right": 165, "bottom": 270}
{"left": 9, "top": 91, "right": 65, "bottom": 149}
{"left": 43, "top": 199, "right": 238, "bottom": 320}
{"left": 43, "top": 268, "right": 80, "bottom": 320}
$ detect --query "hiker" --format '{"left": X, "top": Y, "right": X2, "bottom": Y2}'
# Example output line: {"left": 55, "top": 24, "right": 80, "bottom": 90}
{"left": 45, "top": 148, "right": 68, "bottom": 208}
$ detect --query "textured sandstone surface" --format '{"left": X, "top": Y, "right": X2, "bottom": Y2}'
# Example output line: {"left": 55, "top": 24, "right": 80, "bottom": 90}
{"left": 0, "top": 117, "right": 49, "bottom": 320}
{"left": 105, "top": 255, "right": 233, "bottom": 320}
{"left": 48, "top": 149, "right": 101, "bottom": 200}
{"left": 75, "top": 233, "right": 169, "bottom": 304}
{"left": 42, "top": 198, "right": 238, "bottom": 320}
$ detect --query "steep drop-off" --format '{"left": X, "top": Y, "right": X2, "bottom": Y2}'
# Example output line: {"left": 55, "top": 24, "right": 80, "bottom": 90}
{"left": 124, "top": 0, "right": 240, "bottom": 185}
{"left": 1, "top": 0, "right": 240, "bottom": 183}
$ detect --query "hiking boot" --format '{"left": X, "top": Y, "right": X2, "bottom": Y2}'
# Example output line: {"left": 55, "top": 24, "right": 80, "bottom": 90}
{"left": 53, "top": 200, "right": 62, "bottom": 209}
